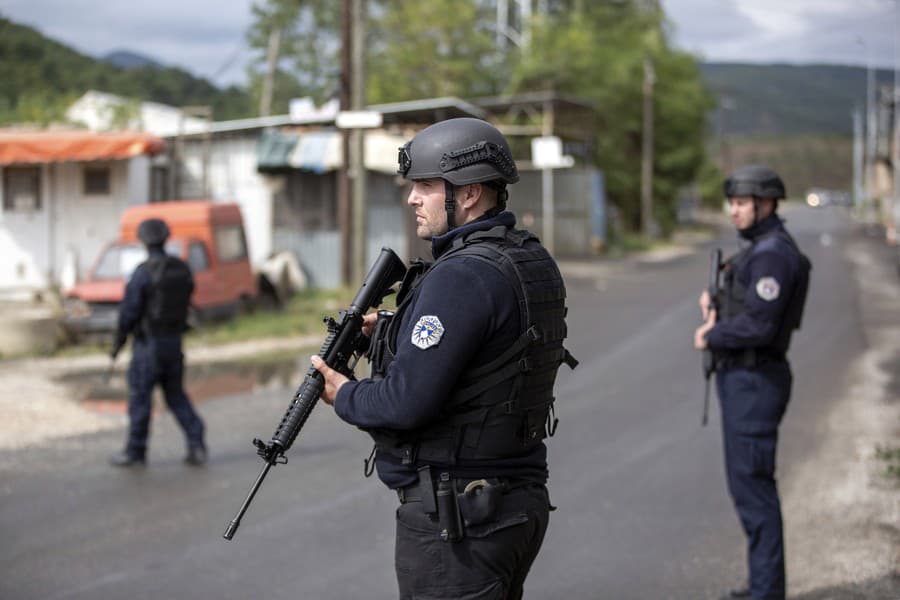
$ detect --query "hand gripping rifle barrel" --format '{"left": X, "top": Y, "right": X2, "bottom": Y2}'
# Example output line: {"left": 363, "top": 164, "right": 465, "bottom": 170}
{"left": 701, "top": 248, "right": 722, "bottom": 427}
{"left": 223, "top": 247, "right": 407, "bottom": 540}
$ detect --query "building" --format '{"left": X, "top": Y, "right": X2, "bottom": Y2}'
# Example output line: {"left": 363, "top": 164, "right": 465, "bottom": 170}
{"left": 0, "top": 129, "right": 165, "bottom": 300}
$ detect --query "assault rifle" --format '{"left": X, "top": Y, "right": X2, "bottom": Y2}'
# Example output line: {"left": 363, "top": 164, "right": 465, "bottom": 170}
{"left": 701, "top": 248, "right": 722, "bottom": 426}
{"left": 223, "top": 247, "right": 407, "bottom": 540}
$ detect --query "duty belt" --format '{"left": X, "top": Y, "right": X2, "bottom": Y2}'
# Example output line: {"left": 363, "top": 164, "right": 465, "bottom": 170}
{"left": 397, "top": 475, "right": 509, "bottom": 505}
{"left": 715, "top": 348, "right": 786, "bottom": 370}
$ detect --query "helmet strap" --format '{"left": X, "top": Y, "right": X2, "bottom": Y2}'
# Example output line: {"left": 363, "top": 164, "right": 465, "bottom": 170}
{"left": 444, "top": 179, "right": 456, "bottom": 230}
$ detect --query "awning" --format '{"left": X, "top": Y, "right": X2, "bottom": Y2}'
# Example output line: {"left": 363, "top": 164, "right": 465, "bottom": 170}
{"left": 0, "top": 130, "right": 166, "bottom": 166}
{"left": 257, "top": 130, "right": 405, "bottom": 174}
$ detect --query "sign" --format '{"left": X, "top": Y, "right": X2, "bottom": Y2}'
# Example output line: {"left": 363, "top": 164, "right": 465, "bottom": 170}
{"left": 531, "top": 136, "right": 574, "bottom": 169}
{"left": 336, "top": 111, "right": 383, "bottom": 129}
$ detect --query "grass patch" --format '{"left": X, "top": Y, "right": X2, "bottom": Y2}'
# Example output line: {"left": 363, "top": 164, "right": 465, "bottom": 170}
{"left": 187, "top": 287, "right": 359, "bottom": 347}
{"left": 874, "top": 444, "right": 900, "bottom": 480}
{"left": 35, "top": 286, "right": 391, "bottom": 359}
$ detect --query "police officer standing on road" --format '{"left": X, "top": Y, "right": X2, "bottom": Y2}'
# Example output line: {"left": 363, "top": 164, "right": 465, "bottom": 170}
{"left": 694, "top": 165, "right": 811, "bottom": 600}
{"left": 109, "top": 217, "right": 207, "bottom": 467}
{"left": 312, "top": 118, "right": 576, "bottom": 599}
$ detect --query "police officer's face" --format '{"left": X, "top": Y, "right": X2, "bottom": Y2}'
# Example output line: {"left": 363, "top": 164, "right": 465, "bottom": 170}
{"left": 407, "top": 178, "right": 449, "bottom": 240}
{"left": 728, "top": 196, "right": 755, "bottom": 229}
{"left": 729, "top": 195, "right": 774, "bottom": 230}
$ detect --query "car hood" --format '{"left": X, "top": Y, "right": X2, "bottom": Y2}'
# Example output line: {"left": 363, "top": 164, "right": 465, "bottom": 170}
{"left": 67, "top": 279, "right": 126, "bottom": 303}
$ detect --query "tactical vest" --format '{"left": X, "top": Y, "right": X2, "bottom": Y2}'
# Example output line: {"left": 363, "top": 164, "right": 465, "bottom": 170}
{"left": 139, "top": 255, "right": 194, "bottom": 337}
{"left": 368, "top": 226, "right": 576, "bottom": 467}
{"left": 720, "top": 229, "right": 811, "bottom": 358}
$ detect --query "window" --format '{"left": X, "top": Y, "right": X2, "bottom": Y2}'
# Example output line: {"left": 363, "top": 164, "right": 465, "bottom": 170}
{"left": 83, "top": 166, "right": 111, "bottom": 195}
{"left": 214, "top": 225, "right": 248, "bottom": 262}
{"left": 3, "top": 167, "right": 41, "bottom": 211}
{"left": 187, "top": 242, "right": 211, "bottom": 272}
{"left": 92, "top": 241, "right": 182, "bottom": 280}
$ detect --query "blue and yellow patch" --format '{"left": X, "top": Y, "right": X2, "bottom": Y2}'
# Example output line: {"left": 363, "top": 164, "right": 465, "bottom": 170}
{"left": 411, "top": 315, "right": 445, "bottom": 349}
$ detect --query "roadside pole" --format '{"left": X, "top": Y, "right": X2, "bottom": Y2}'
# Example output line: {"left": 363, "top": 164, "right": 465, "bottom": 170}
{"left": 531, "top": 135, "right": 574, "bottom": 256}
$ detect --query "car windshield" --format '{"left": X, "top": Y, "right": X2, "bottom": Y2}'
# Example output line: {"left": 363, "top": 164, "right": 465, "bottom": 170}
{"left": 92, "top": 241, "right": 182, "bottom": 280}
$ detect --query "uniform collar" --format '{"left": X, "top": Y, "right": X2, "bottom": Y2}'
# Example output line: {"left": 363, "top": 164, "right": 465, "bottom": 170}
{"left": 431, "top": 210, "right": 516, "bottom": 259}
{"left": 739, "top": 212, "right": 782, "bottom": 241}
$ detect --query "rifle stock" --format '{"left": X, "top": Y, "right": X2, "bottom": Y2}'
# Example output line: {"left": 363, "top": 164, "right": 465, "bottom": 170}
{"left": 701, "top": 248, "right": 722, "bottom": 426}
{"left": 223, "top": 247, "right": 407, "bottom": 540}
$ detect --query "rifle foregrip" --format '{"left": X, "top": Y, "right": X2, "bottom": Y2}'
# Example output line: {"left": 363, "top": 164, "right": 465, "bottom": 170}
{"left": 271, "top": 370, "right": 325, "bottom": 450}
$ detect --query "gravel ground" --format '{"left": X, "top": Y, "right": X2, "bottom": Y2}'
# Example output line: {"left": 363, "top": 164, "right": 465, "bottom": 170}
{"left": 0, "top": 335, "right": 319, "bottom": 451}
{"left": 0, "top": 227, "right": 897, "bottom": 597}
{"left": 780, "top": 236, "right": 900, "bottom": 599}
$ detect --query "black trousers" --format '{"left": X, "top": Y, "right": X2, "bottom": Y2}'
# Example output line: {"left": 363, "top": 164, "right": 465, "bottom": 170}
{"left": 394, "top": 483, "right": 550, "bottom": 600}
{"left": 717, "top": 362, "right": 791, "bottom": 600}
{"left": 126, "top": 337, "right": 205, "bottom": 457}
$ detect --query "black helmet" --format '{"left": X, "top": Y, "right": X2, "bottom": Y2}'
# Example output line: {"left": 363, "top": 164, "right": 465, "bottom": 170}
{"left": 724, "top": 165, "right": 786, "bottom": 200}
{"left": 398, "top": 118, "right": 519, "bottom": 185}
{"left": 137, "top": 218, "right": 170, "bottom": 247}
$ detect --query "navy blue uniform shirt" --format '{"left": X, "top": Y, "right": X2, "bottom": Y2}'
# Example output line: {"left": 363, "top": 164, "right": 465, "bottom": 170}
{"left": 334, "top": 211, "right": 548, "bottom": 489}
{"left": 115, "top": 248, "right": 160, "bottom": 346}
{"left": 706, "top": 213, "right": 803, "bottom": 355}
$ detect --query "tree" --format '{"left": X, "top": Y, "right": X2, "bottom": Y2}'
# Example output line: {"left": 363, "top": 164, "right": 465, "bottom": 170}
{"left": 367, "top": 0, "right": 507, "bottom": 103}
{"left": 246, "top": 0, "right": 341, "bottom": 114}
{"left": 510, "top": 1, "right": 714, "bottom": 235}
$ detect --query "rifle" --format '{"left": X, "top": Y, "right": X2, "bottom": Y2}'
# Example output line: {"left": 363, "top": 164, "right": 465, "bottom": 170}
{"left": 223, "top": 247, "right": 407, "bottom": 540}
{"left": 701, "top": 248, "right": 722, "bottom": 427}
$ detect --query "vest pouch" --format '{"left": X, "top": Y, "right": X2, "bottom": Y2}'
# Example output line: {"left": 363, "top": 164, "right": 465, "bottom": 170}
{"left": 457, "top": 479, "right": 503, "bottom": 527}
{"left": 524, "top": 406, "right": 549, "bottom": 445}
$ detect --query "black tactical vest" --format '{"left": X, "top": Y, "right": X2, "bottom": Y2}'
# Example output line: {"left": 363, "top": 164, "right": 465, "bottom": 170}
{"left": 368, "top": 225, "right": 576, "bottom": 467}
{"left": 139, "top": 255, "right": 194, "bottom": 337}
{"left": 720, "top": 229, "right": 811, "bottom": 357}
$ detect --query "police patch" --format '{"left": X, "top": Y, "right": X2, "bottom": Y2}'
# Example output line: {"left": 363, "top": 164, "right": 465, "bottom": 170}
{"left": 411, "top": 315, "right": 445, "bottom": 349}
{"left": 756, "top": 277, "right": 781, "bottom": 301}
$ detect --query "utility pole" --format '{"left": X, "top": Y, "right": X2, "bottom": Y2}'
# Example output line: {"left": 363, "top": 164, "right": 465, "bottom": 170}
{"left": 338, "top": 0, "right": 352, "bottom": 285}
{"left": 350, "top": 0, "right": 368, "bottom": 284}
{"left": 891, "top": 3, "right": 900, "bottom": 245}
{"left": 852, "top": 107, "right": 865, "bottom": 211}
{"left": 260, "top": 27, "right": 281, "bottom": 117}
{"left": 641, "top": 57, "right": 656, "bottom": 239}
{"left": 865, "top": 39, "right": 877, "bottom": 220}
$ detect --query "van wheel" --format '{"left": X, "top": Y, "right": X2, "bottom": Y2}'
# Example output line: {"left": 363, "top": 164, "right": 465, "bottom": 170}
{"left": 239, "top": 295, "right": 256, "bottom": 315}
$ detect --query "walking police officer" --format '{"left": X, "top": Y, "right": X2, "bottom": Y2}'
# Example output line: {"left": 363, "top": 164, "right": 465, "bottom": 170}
{"left": 109, "top": 217, "right": 207, "bottom": 467}
{"left": 312, "top": 118, "right": 575, "bottom": 599}
{"left": 694, "top": 165, "right": 811, "bottom": 600}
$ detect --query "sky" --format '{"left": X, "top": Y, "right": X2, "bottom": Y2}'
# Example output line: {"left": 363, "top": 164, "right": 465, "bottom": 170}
{"left": 1, "top": 0, "right": 898, "bottom": 88}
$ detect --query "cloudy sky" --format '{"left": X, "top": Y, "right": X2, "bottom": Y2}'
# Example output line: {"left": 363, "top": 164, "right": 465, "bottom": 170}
{"left": 2, "top": 0, "right": 898, "bottom": 87}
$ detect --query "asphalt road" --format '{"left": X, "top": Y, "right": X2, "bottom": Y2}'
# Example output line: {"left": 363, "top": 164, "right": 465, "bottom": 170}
{"left": 0, "top": 204, "right": 871, "bottom": 599}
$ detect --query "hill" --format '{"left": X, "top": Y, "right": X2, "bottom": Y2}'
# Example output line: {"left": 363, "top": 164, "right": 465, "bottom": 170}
{"left": 700, "top": 62, "right": 894, "bottom": 137}
{"left": 102, "top": 50, "right": 163, "bottom": 70}
{"left": 0, "top": 17, "right": 252, "bottom": 126}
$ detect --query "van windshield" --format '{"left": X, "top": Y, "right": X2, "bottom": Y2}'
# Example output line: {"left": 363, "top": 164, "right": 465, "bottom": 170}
{"left": 92, "top": 242, "right": 182, "bottom": 280}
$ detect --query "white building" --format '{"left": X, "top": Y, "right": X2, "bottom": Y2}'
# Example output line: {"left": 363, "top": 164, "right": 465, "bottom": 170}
{"left": 0, "top": 129, "right": 165, "bottom": 300}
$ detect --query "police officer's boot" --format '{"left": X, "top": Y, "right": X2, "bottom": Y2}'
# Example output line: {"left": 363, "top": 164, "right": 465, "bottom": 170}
{"left": 719, "top": 585, "right": 751, "bottom": 599}
{"left": 184, "top": 446, "right": 207, "bottom": 466}
{"left": 109, "top": 451, "right": 145, "bottom": 467}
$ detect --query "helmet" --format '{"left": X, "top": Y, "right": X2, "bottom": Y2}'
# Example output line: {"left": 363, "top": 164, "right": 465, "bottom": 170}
{"left": 398, "top": 118, "right": 519, "bottom": 185}
{"left": 137, "top": 218, "right": 170, "bottom": 247}
{"left": 723, "top": 165, "right": 786, "bottom": 200}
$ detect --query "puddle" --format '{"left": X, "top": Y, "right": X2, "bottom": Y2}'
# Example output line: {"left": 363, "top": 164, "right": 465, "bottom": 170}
{"left": 58, "top": 354, "right": 309, "bottom": 415}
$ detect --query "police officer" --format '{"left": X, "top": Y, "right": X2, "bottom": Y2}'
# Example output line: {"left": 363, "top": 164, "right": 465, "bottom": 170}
{"left": 312, "top": 118, "right": 575, "bottom": 599}
{"left": 694, "top": 165, "right": 811, "bottom": 600}
{"left": 109, "top": 217, "right": 207, "bottom": 467}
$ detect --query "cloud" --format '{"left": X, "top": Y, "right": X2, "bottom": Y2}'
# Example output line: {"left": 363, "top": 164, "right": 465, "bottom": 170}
{"left": 2, "top": 0, "right": 256, "bottom": 85}
{"left": 662, "top": 0, "right": 898, "bottom": 68}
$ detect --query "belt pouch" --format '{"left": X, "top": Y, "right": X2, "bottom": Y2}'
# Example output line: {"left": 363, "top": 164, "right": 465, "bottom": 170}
{"left": 436, "top": 472, "right": 463, "bottom": 542}
{"left": 457, "top": 480, "right": 503, "bottom": 527}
